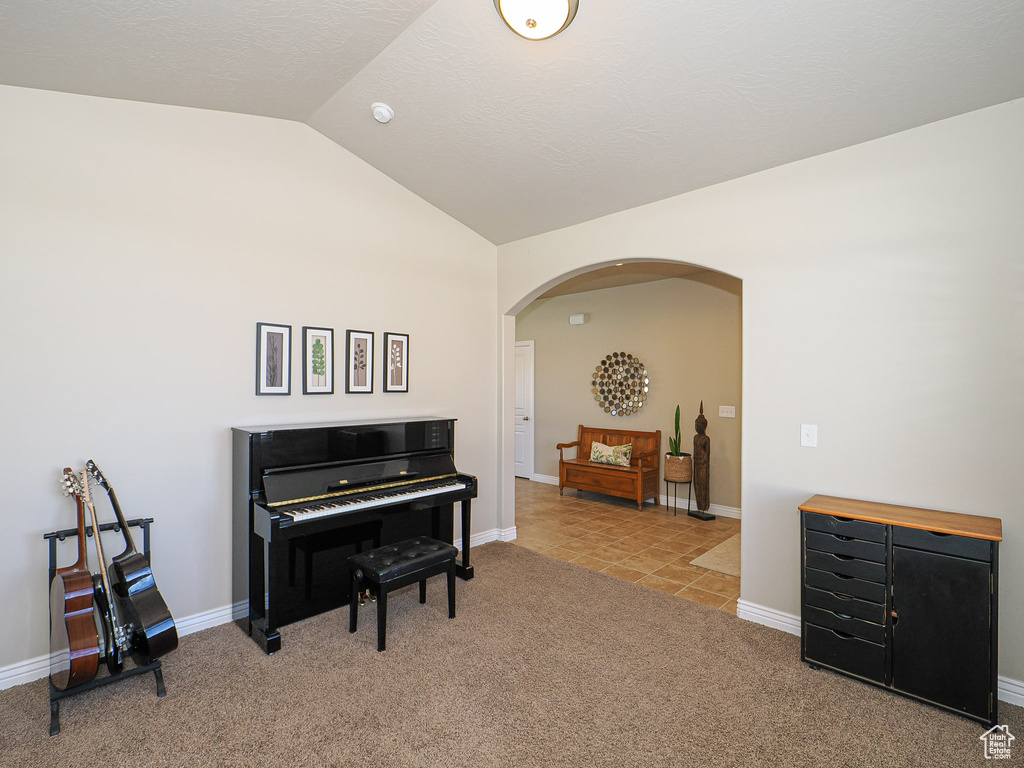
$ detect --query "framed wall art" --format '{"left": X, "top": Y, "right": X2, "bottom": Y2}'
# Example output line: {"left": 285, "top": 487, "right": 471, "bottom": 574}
{"left": 384, "top": 332, "right": 409, "bottom": 393}
{"left": 302, "top": 326, "right": 334, "bottom": 395}
{"left": 345, "top": 330, "right": 374, "bottom": 393}
{"left": 256, "top": 322, "right": 291, "bottom": 395}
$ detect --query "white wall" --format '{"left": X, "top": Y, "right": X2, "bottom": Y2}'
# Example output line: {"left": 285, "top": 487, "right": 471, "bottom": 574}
{"left": 0, "top": 85, "right": 498, "bottom": 670}
{"left": 498, "top": 99, "right": 1024, "bottom": 682}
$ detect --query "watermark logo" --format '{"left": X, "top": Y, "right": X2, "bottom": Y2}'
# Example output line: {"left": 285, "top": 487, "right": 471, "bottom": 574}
{"left": 980, "top": 725, "right": 1014, "bottom": 760}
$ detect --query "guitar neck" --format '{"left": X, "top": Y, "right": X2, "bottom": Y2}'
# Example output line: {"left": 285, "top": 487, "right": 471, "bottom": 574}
{"left": 106, "top": 486, "right": 138, "bottom": 558}
{"left": 57, "top": 468, "right": 91, "bottom": 576}
{"left": 87, "top": 461, "right": 138, "bottom": 558}
{"left": 82, "top": 473, "right": 117, "bottom": 610}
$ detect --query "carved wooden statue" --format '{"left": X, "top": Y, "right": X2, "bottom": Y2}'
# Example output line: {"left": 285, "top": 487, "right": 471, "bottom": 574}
{"left": 691, "top": 401, "right": 715, "bottom": 521}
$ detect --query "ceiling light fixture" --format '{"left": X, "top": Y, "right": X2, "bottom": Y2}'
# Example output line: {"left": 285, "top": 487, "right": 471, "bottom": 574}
{"left": 371, "top": 102, "right": 394, "bottom": 124}
{"left": 494, "top": 0, "right": 578, "bottom": 41}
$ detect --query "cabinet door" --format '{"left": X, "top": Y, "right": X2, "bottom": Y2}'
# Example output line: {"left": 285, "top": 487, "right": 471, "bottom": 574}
{"left": 891, "top": 546, "right": 992, "bottom": 720}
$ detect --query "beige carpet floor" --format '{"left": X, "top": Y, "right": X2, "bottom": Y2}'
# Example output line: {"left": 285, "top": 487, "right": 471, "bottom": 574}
{"left": 689, "top": 533, "right": 740, "bottom": 577}
{"left": 1, "top": 542, "right": 1018, "bottom": 767}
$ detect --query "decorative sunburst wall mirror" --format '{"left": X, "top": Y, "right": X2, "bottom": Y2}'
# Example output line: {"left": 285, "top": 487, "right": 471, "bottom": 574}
{"left": 592, "top": 352, "right": 649, "bottom": 416}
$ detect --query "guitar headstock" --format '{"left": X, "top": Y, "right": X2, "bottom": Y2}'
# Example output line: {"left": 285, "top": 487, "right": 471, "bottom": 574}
{"left": 86, "top": 459, "right": 109, "bottom": 492}
{"left": 61, "top": 467, "right": 83, "bottom": 498}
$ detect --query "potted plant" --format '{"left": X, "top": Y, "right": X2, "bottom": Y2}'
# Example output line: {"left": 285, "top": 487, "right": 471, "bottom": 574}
{"left": 664, "top": 405, "right": 692, "bottom": 482}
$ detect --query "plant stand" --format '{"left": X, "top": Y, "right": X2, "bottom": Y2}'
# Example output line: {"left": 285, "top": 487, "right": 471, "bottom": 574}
{"left": 664, "top": 478, "right": 693, "bottom": 517}
{"left": 44, "top": 518, "right": 167, "bottom": 736}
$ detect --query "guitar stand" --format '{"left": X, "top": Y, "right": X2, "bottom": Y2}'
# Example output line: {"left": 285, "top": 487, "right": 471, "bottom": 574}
{"left": 44, "top": 518, "right": 167, "bottom": 736}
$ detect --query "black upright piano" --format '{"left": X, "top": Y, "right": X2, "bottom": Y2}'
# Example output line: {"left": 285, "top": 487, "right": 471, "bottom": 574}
{"left": 232, "top": 418, "right": 477, "bottom": 654}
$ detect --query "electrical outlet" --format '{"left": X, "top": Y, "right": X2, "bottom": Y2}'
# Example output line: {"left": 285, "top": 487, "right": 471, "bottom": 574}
{"left": 801, "top": 424, "right": 818, "bottom": 448}
{"left": 719, "top": 405, "right": 736, "bottom": 418}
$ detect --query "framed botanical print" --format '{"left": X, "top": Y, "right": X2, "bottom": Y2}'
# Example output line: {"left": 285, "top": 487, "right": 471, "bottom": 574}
{"left": 383, "top": 332, "right": 409, "bottom": 393}
{"left": 302, "top": 326, "right": 334, "bottom": 395}
{"left": 256, "top": 322, "right": 291, "bottom": 395}
{"left": 345, "top": 330, "right": 374, "bottom": 393}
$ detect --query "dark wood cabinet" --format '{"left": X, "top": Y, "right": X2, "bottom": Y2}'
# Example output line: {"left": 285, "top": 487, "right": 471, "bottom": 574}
{"left": 799, "top": 495, "right": 1001, "bottom": 726}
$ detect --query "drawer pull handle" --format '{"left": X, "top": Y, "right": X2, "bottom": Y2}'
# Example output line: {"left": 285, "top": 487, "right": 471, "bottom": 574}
{"left": 830, "top": 572, "right": 853, "bottom": 580}
{"left": 830, "top": 516, "right": 855, "bottom": 523}
{"left": 832, "top": 534, "right": 854, "bottom": 541}
{"left": 829, "top": 629, "right": 855, "bottom": 639}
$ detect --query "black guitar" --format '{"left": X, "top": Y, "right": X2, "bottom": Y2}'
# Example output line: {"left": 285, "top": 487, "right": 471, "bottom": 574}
{"left": 81, "top": 469, "right": 126, "bottom": 674}
{"left": 86, "top": 460, "right": 178, "bottom": 664}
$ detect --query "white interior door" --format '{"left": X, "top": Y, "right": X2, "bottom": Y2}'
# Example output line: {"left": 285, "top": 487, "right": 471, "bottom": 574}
{"left": 514, "top": 340, "right": 535, "bottom": 479}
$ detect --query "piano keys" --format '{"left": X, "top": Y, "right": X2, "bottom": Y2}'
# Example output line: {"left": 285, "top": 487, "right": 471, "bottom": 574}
{"left": 231, "top": 418, "right": 477, "bottom": 654}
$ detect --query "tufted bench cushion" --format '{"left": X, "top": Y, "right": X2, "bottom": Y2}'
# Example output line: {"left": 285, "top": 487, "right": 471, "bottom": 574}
{"left": 349, "top": 537, "right": 457, "bottom": 582}
{"left": 349, "top": 536, "right": 458, "bottom": 651}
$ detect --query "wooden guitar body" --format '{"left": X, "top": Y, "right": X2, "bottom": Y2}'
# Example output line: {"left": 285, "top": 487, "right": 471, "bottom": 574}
{"left": 51, "top": 468, "right": 100, "bottom": 691}
{"left": 48, "top": 568, "right": 100, "bottom": 690}
{"left": 109, "top": 551, "right": 179, "bottom": 663}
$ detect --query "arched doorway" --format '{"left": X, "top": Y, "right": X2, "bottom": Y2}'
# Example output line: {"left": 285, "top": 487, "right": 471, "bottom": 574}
{"left": 502, "top": 260, "right": 743, "bottom": 612}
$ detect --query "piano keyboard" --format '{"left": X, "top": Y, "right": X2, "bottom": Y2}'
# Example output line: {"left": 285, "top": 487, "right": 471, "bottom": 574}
{"left": 282, "top": 479, "right": 467, "bottom": 523}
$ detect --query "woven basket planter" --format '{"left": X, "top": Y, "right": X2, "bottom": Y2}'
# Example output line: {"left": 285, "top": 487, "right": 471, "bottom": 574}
{"left": 664, "top": 453, "right": 692, "bottom": 482}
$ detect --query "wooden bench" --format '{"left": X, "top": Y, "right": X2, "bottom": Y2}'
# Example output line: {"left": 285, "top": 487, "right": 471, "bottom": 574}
{"left": 556, "top": 425, "right": 661, "bottom": 511}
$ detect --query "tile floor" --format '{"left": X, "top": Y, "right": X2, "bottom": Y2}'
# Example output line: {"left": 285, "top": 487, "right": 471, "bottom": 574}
{"left": 514, "top": 478, "right": 741, "bottom": 613}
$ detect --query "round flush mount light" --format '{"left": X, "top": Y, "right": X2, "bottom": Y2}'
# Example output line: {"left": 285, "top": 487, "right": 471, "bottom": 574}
{"left": 371, "top": 102, "right": 394, "bottom": 124}
{"left": 494, "top": 0, "right": 578, "bottom": 41}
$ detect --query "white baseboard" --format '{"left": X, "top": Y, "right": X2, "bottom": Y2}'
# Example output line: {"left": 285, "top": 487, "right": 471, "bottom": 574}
{"left": 998, "top": 674, "right": 1024, "bottom": 708}
{"left": 736, "top": 599, "right": 1024, "bottom": 708}
{"left": 1, "top": 532, "right": 516, "bottom": 692}
{"left": 736, "top": 599, "right": 801, "bottom": 635}
{"left": 525, "top": 474, "right": 741, "bottom": 519}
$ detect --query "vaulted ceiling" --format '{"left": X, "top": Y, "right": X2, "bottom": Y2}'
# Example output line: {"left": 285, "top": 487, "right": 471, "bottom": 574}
{"left": 3, "top": 0, "right": 1024, "bottom": 244}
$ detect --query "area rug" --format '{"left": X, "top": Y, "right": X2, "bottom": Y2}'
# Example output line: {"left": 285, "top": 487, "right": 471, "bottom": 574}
{"left": 690, "top": 532, "right": 740, "bottom": 576}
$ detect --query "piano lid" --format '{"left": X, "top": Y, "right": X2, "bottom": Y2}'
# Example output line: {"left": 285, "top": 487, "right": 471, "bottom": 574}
{"left": 236, "top": 418, "right": 456, "bottom": 474}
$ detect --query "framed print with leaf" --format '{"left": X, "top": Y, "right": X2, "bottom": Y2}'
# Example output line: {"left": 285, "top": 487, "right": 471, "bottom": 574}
{"left": 302, "top": 326, "right": 334, "bottom": 394}
{"left": 256, "top": 322, "right": 291, "bottom": 395}
{"left": 345, "top": 330, "right": 374, "bottom": 393}
{"left": 384, "top": 332, "right": 409, "bottom": 392}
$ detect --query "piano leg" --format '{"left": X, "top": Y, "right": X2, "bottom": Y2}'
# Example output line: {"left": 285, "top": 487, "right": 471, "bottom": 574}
{"left": 457, "top": 498, "right": 474, "bottom": 580}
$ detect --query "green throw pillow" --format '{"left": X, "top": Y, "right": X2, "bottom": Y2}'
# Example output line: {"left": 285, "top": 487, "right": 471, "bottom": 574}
{"left": 590, "top": 441, "right": 632, "bottom": 467}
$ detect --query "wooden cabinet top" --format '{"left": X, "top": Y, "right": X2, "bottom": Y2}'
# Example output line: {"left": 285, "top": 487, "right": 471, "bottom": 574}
{"left": 799, "top": 494, "right": 1002, "bottom": 542}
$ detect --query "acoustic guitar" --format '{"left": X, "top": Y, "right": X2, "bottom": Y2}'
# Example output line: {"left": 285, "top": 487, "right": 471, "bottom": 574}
{"left": 50, "top": 469, "right": 100, "bottom": 690}
{"left": 86, "top": 460, "right": 178, "bottom": 663}
{"left": 81, "top": 469, "right": 126, "bottom": 675}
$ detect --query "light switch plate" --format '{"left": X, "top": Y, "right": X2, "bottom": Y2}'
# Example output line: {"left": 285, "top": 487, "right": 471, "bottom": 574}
{"left": 801, "top": 424, "right": 818, "bottom": 448}
{"left": 719, "top": 405, "right": 736, "bottom": 418}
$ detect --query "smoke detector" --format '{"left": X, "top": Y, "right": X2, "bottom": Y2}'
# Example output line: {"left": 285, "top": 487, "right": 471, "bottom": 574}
{"left": 371, "top": 102, "right": 395, "bottom": 124}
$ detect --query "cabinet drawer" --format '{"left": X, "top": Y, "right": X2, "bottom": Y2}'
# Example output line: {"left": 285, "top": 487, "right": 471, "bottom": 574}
{"left": 804, "top": 624, "right": 885, "bottom": 684}
{"left": 805, "top": 587, "right": 885, "bottom": 623}
{"left": 804, "top": 606, "right": 885, "bottom": 644}
{"left": 891, "top": 526, "right": 992, "bottom": 562}
{"left": 805, "top": 567, "right": 886, "bottom": 604}
{"left": 804, "top": 512, "right": 885, "bottom": 543}
{"left": 805, "top": 550, "right": 886, "bottom": 583}
{"left": 806, "top": 530, "right": 885, "bottom": 562}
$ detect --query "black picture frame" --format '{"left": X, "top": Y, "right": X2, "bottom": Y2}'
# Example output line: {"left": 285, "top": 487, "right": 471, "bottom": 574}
{"left": 345, "top": 330, "right": 374, "bottom": 394}
{"left": 383, "top": 332, "right": 409, "bottom": 393}
{"left": 256, "top": 322, "right": 291, "bottom": 395}
{"left": 302, "top": 326, "right": 334, "bottom": 395}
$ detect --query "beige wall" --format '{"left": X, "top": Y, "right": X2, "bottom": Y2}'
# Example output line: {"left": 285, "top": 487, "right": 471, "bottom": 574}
{"left": 0, "top": 85, "right": 498, "bottom": 671}
{"left": 498, "top": 98, "right": 1024, "bottom": 683}
{"left": 515, "top": 277, "right": 741, "bottom": 509}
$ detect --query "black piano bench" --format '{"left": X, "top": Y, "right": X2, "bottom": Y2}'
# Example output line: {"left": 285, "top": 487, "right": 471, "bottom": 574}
{"left": 348, "top": 537, "right": 457, "bottom": 652}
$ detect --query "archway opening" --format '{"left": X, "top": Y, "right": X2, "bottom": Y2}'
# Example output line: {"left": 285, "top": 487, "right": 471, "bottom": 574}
{"left": 506, "top": 259, "right": 743, "bottom": 612}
